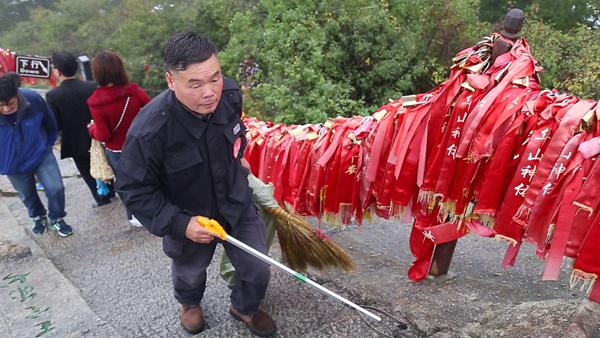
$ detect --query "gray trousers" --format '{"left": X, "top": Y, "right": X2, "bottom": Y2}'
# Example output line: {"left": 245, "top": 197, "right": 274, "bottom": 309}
{"left": 171, "top": 204, "right": 271, "bottom": 315}
{"left": 219, "top": 203, "right": 276, "bottom": 288}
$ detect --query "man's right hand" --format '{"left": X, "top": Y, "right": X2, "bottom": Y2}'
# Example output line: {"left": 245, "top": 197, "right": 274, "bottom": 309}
{"left": 185, "top": 217, "right": 215, "bottom": 244}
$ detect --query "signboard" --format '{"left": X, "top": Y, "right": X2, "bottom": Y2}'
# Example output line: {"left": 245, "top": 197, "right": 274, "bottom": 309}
{"left": 15, "top": 55, "right": 51, "bottom": 78}
{"left": 77, "top": 55, "right": 93, "bottom": 81}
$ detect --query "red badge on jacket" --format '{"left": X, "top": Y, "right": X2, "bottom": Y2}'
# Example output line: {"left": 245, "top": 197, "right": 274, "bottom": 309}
{"left": 233, "top": 137, "right": 242, "bottom": 159}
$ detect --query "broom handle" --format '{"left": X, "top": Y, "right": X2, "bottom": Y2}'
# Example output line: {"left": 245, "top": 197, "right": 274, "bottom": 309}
{"left": 226, "top": 235, "right": 382, "bottom": 321}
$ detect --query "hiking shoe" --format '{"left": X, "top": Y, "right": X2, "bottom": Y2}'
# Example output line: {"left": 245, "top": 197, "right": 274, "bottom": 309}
{"left": 230, "top": 306, "right": 277, "bottom": 337}
{"left": 128, "top": 215, "right": 143, "bottom": 227}
{"left": 179, "top": 304, "right": 204, "bottom": 334}
{"left": 92, "top": 197, "right": 112, "bottom": 208}
{"left": 32, "top": 216, "right": 48, "bottom": 235}
{"left": 49, "top": 219, "right": 73, "bottom": 237}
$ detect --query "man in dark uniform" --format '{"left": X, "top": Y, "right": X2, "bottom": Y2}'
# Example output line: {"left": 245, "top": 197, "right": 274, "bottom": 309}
{"left": 116, "top": 32, "right": 276, "bottom": 337}
{"left": 46, "top": 51, "right": 114, "bottom": 207}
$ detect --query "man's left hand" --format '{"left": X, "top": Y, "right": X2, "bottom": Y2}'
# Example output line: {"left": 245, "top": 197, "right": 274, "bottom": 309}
{"left": 185, "top": 217, "right": 215, "bottom": 244}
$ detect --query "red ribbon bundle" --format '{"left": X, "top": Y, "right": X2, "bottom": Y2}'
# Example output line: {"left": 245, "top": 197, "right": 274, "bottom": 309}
{"left": 242, "top": 33, "right": 600, "bottom": 301}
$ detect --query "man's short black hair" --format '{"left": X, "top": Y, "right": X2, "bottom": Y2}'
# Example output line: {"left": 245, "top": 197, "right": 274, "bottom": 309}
{"left": 164, "top": 32, "right": 218, "bottom": 71}
{"left": 5, "top": 72, "right": 21, "bottom": 88}
{"left": 0, "top": 74, "right": 19, "bottom": 102}
{"left": 52, "top": 51, "right": 79, "bottom": 77}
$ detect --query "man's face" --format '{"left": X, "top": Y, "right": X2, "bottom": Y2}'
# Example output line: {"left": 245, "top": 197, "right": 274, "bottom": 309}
{"left": 0, "top": 96, "right": 18, "bottom": 115}
{"left": 165, "top": 55, "right": 224, "bottom": 115}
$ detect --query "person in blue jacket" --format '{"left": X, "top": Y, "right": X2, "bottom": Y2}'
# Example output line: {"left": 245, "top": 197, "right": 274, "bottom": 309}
{"left": 0, "top": 74, "right": 73, "bottom": 237}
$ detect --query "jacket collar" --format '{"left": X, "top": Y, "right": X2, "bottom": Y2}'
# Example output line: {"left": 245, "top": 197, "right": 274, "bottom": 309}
{"left": 169, "top": 91, "right": 208, "bottom": 140}
{"left": 211, "top": 96, "right": 231, "bottom": 125}
{"left": 60, "top": 78, "right": 81, "bottom": 87}
{"left": 169, "top": 90, "right": 231, "bottom": 140}
{"left": 16, "top": 92, "right": 31, "bottom": 115}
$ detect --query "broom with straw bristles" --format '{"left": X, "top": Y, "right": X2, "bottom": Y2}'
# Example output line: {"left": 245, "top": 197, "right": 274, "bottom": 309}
{"left": 266, "top": 206, "right": 355, "bottom": 272}
{"left": 248, "top": 174, "right": 355, "bottom": 272}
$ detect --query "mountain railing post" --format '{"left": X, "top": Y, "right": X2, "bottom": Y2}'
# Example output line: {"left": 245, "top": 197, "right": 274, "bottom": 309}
{"left": 429, "top": 240, "right": 457, "bottom": 277}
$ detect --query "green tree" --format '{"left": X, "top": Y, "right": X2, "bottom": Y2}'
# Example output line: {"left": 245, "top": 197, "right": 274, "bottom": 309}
{"left": 0, "top": 0, "right": 254, "bottom": 89}
{"left": 0, "top": 0, "right": 124, "bottom": 55}
{"left": 526, "top": 21, "right": 600, "bottom": 98}
{"left": 221, "top": 0, "right": 488, "bottom": 123}
{"left": 479, "top": 0, "right": 600, "bottom": 30}
{"left": 561, "top": 26, "right": 600, "bottom": 98}
{"left": 1, "top": 0, "right": 597, "bottom": 120}
{"left": 0, "top": 0, "right": 55, "bottom": 35}
{"left": 106, "top": 0, "right": 256, "bottom": 89}
{"left": 106, "top": 0, "right": 198, "bottom": 90}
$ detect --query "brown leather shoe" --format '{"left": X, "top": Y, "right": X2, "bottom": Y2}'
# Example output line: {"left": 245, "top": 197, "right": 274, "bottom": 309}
{"left": 179, "top": 304, "right": 204, "bottom": 334}
{"left": 230, "top": 306, "right": 277, "bottom": 337}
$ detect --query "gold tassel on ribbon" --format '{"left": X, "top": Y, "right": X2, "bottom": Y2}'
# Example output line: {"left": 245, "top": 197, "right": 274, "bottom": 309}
{"left": 417, "top": 190, "right": 435, "bottom": 207}
{"left": 494, "top": 234, "right": 518, "bottom": 247}
{"left": 362, "top": 205, "right": 374, "bottom": 223}
{"left": 573, "top": 202, "right": 594, "bottom": 218}
{"left": 477, "top": 213, "right": 496, "bottom": 228}
{"left": 570, "top": 269, "right": 598, "bottom": 296}
{"left": 438, "top": 199, "right": 456, "bottom": 223}
{"left": 390, "top": 201, "right": 406, "bottom": 220}
{"left": 545, "top": 223, "right": 556, "bottom": 246}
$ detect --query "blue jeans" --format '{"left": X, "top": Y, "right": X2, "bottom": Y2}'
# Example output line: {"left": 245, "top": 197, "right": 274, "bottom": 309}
{"left": 104, "top": 149, "right": 121, "bottom": 171}
{"left": 7, "top": 151, "right": 66, "bottom": 221}
{"left": 105, "top": 149, "right": 132, "bottom": 219}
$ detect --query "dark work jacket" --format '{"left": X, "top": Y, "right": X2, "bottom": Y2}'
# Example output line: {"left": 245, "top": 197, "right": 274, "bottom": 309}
{"left": 116, "top": 77, "right": 250, "bottom": 257}
{"left": 45, "top": 79, "right": 97, "bottom": 159}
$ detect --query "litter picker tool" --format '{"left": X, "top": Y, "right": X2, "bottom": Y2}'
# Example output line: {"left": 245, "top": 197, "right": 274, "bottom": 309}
{"left": 196, "top": 216, "right": 381, "bottom": 321}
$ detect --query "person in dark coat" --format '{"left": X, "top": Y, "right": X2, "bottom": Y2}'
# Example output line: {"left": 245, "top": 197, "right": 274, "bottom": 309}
{"left": 46, "top": 51, "right": 113, "bottom": 207}
{"left": 116, "top": 32, "right": 276, "bottom": 337}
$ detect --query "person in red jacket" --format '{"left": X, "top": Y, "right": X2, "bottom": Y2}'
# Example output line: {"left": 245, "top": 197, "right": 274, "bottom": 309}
{"left": 87, "top": 51, "right": 150, "bottom": 226}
